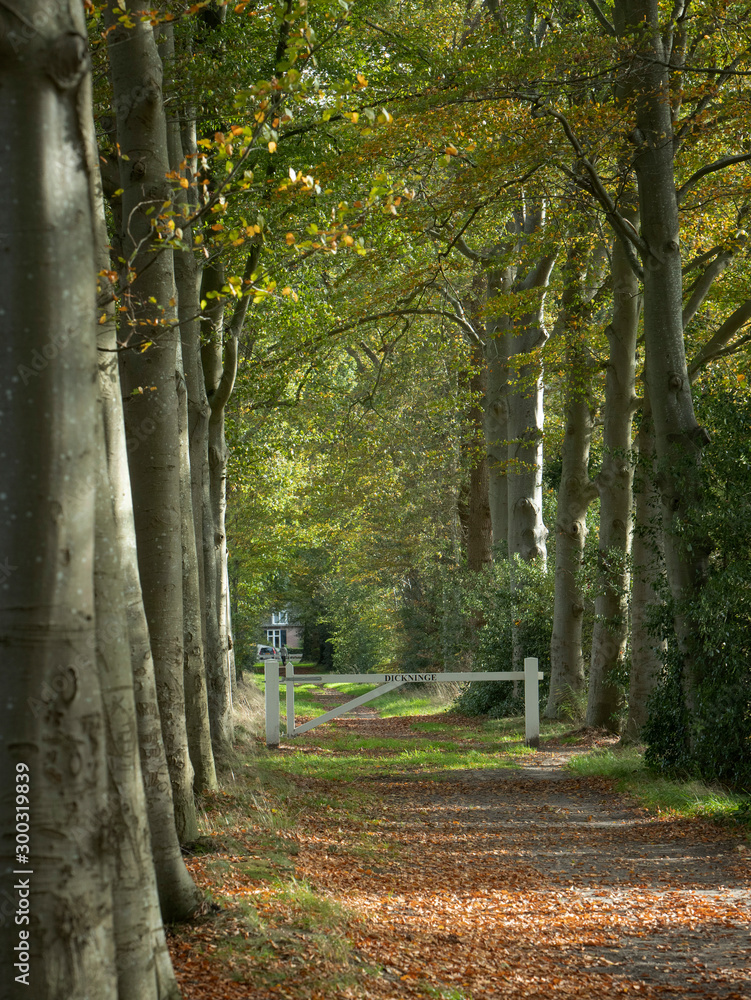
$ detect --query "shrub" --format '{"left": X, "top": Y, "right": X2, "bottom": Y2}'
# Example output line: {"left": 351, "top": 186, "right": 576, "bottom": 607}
{"left": 643, "top": 382, "right": 751, "bottom": 790}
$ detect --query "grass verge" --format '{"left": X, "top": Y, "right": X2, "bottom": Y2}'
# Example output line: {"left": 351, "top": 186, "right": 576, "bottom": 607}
{"left": 566, "top": 747, "right": 751, "bottom": 829}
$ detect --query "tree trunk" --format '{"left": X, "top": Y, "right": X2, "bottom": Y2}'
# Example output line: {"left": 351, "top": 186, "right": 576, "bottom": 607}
{"left": 200, "top": 263, "right": 235, "bottom": 752}
{"left": 506, "top": 360, "right": 548, "bottom": 563}
{"left": 484, "top": 270, "right": 510, "bottom": 552}
{"left": 504, "top": 247, "right": 555, "bottom": 568}
{"left": 94, "top": 415, "right": 180, "bottom": 1000}
{"left": 547, "top": 361, "right": 597, "bottom": 718}
{"left": 161, "top": 33, "right": 218, "bottom": 792}
{"left": 176, "top": 235, "right": 211, "bottom": 623}
{"left": 618, "top": 0, "right": 711, "bottom": 716}
{"left": 461, "top": 347, "right": 493, "bottom": 569}
{"left": 466, "top": 451, "right": 493, "bottom": 570}
{"left": 0, "top": 10, "right": 117, "bottom": 993}
{"left": 208, "top": 383, "right": 234, "bottom": 737}
{"left": 546, "top": 243, "right": 598, "bottom": 719}
{"left": 624, "top": 392, "right": 665, "bottom": 741}
{"left": 98, "top": 270, "right": 202, "bottom": 921}
{"left": 106, "top": 4, "right": 198, "bottom": 843}
{"left": 177, "top": 338, "right": 219, "bottom": 792}
{"left": 587, "top": 217, "right": 640, "bottom": 730}
{"left": 201, "top": 250, "right": 257, "bottom": 749}
{"left": 505, "top": 252, "right": 555, "bottom": 671}
{"left": 225, "top": 557, "right": 238, "bottom": 698}
{"left": 90, "top": 51, "right": 200, "bottom": 933}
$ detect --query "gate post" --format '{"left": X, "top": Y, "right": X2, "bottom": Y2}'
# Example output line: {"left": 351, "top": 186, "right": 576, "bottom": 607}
{"left": 286, "top": 658, "right": 295, "bottom": 737}
{"left": 524, "top": 657, "right": 540, "bottom": 748}
{"left": 265, "top": 659, "right": 280, "bottom": 747}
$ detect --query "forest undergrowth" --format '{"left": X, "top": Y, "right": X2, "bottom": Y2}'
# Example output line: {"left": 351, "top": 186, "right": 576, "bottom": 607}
{"left": 167, "top": 681, "right": 751, "bottom": 1000}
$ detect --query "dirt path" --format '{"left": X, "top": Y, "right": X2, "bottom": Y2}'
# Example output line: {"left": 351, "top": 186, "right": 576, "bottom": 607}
{"left": 171, "top": 703, "right": 750, "bottom": 1000}
{"left": 288, "top": 711, "right": 751, "bottom": 1000}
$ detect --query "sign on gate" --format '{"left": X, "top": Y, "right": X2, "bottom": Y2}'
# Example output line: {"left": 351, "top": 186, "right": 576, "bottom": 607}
{"left": 264, "top": 659, "right": 543, "bottom": 748}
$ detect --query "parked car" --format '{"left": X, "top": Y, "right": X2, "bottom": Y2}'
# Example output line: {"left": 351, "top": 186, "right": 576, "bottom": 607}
{"left": 256, "top": 644, "right": 276, "bottom": 660}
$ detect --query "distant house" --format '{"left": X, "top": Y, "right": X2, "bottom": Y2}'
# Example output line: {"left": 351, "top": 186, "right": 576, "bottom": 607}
{"left": 260, "top": 608, "right": 302, "bottom": 650}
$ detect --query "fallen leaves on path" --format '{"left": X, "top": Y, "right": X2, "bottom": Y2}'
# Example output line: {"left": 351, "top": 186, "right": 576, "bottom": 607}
{"left": 168, "top": 711, "right": 751, "bottom": 1000}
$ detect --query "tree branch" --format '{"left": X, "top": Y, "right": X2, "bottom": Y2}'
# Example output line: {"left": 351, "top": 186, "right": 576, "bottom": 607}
{"left": 677, "top": 152, "right": 751, "bottom": 203}
{"left": 545, "top": 108, "right": 649, "bottom": 260}
{"left": 210, "top": 245, "right": 260, "bottom": 416}
{"left": 427, "top": 162, "right": 545, "bottom": 263}
{"left": 688, "top": 296, "right": 751, "bottom": 378}
{"left": 582, "top": 0, "right": 616, "bottom": 36}
{"left": 683, "top": 244, "right": 723, "bottom": 273}
{"left": 682, "top": 249, "right": 733, "bottom": 329}
{"left": 328, "top": 307, "right": 483, "bottom": 347}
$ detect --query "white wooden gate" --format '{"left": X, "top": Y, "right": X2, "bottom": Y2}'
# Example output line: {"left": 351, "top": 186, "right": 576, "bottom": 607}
{"left": 264, "top": 658, "right": 543, "bottom": 747}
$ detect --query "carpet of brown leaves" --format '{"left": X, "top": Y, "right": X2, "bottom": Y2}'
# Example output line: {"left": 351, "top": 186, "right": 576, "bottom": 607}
{"left": 168, "top": 711, "right": 751, "bottom": 1000}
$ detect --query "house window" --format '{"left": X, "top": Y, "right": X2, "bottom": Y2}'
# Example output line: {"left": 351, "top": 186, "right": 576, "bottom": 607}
{"left": 271, "top": 610, "right": 289, "bottom": 625}
{"left": 266, "top": 629, "right": 287, "bottom": 647}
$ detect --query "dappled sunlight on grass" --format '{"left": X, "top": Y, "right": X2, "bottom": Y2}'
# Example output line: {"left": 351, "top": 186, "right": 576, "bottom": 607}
{"left": 567, "top": 747, "right": 750, "bottom": 825}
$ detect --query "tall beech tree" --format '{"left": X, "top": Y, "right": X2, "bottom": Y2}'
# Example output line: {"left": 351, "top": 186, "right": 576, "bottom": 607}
{"left": 615, "top": 0, "right": 709, "bottom": 712}
{"left": 586, "top": 208, "right": 640, "bottom": 730}
{"left": 105, "top": 2, "right": 199, "bottom": 844}
{"left": 546, "top": 0, "right": 751, "bottom": 729}
{"left": 0, "top": 8, "right": 116, "bottom": 994}
{"left": 1, "top": 2, "right": 187, "bottom": 993}
{"left": 93, "top": 74, "right": 201, "bottom": 923}
{"left": 547, "top": 238, "right": 601, "bottom": 718}
{"left": 161, "top": 26, "right": 218, "bottom": 793}
{"left": 94, "top": 408, "right": 179, "bottom": 999}
{"left": 624, "top": 391, "right": 665, "bottom": 741}
{"left": 201, "top": 252, "right": 258, "bottom": 749}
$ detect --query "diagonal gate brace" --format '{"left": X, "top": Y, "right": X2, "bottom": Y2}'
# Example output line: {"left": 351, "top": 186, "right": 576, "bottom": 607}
{"left": 291, "top": 680, "right": 404, "bottom": 736}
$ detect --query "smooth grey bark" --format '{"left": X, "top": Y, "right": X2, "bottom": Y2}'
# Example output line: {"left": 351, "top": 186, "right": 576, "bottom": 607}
{"left": 106, "top": 4, "right": 198, "bottom": 843}
{"left": 506, "top": 356, "right": 549, "bottom": 565}
{"left": 504, "top": 244, "right": 555, "bottom": 672}
{"left": 466, "top": 434, "right": 493, "bottom": 570}
{"left": 616, "top": 0, "right": 712, "bottom": 713}
{"left": 439, "top": 217, "right": 550, "bottom": 570}
{"left": 587, "top": 218, "right": 641, "bottom": 730}
{"left": 460, "top": 346, "right": 493, "bottom": 569}
{"left": 208, "top": 270, "right": 256, "bottom": 713}
{"left": 201, "top": 252, "right": 257, "bottom": 749}
{"left": 484, "top": 269, "right": 510, "bottom": 552}
{"left": 546, "top": 246, "right": 599, "bottom": 719}
{"left": 200, "top": 262, "right": 235, "bottom": 752}
{"left": 624, "top": 393, "right": 665, "bottom": 741}
{"left": 98, "top": 269, "right": 202, "bottom": 921}
{"left": 94, "top": 414, "right": 179, "bottom": 1000}
{"left": 90, "top": 33, "right": 200, "bottom": 935}
{"left": 547, "top": 363, "right": 597, "bottom": 718}
{"left": 474, "top": 208, "right": 554, "bottom": 671}
{"left": 175, "top": 241, "right": 210, "bottom": 621}
{"left": 0, "top": 10, "right": 117, "bottom": 994}
{"left": 225, "top": 557, "right": 238, "bottom": 701}
{"left": 208, "top": 380, "right": 234, "bottom": 742}
{"left": 161, "top": 31, "right": 218, "bottom": 793}
{"left": 177, "top": 336, "right": 219, "bottom": 792}
{"left": 504, "top": 244, "right": 555, "bottom": 568}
